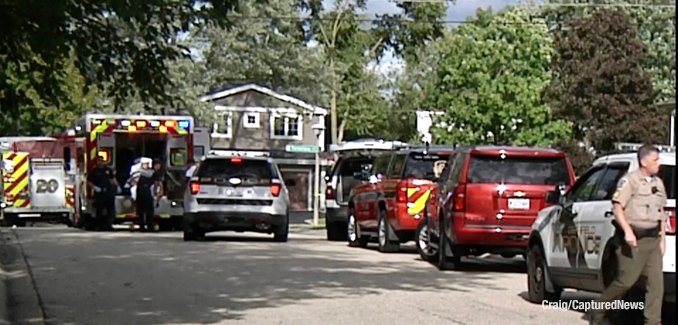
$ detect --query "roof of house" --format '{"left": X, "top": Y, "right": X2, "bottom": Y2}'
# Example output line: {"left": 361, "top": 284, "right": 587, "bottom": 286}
{"left": 199, "top": 83, "right": 328, "bottom": 115}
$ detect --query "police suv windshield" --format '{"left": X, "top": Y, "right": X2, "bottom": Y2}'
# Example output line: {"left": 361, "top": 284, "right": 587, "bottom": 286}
{"left": 197, "top": 158, "right": 276, "bottom": 184}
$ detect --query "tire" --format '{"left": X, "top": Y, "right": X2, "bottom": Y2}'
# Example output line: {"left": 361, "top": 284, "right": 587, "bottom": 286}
{"left": 347, "top": 210, "right": 368, "bottom": 248}
{"left": 326, "top": 221, "right": 347, "bottom": 241}
{"left": 526, "top": 244, "right": 562, "bottom": 303}
{"left": 273, "top": 214, "right": 289, "bottom": 242}
{"left": 416, "top": 218, "right": 437, "bottom": 262}
{"left": 183, "top": 227, "right": 205, "bottom": 241}
{"left": 437, "top": 214, "right": 461, "bottom": 270}
{"left": 377, "top": 210, "right": 399, "bottom": 253}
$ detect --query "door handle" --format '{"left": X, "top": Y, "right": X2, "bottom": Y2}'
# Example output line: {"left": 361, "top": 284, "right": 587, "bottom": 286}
{"left": 604, "top": 211, "right": 614, "bottom": 218}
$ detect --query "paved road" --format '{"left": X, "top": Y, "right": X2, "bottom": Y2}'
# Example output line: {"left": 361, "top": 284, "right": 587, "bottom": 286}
{"left": 1, "top": 225, "right": 675, "bottom": 325}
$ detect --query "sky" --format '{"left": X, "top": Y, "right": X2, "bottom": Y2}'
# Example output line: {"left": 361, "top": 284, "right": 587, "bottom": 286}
{"left": 336, "top": 0, "right": 525, "bottom": 75}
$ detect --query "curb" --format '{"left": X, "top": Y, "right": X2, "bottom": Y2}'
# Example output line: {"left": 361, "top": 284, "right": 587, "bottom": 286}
{"left": 0, "top": 229, "right": 10, "bottom": 325}
{"left": 0, "top": 228, "right": 46, "bottom": 325}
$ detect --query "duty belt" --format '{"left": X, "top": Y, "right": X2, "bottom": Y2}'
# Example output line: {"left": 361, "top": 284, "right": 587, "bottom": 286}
{"left": 631, "top": 224, "right": 660, "bottom": 239}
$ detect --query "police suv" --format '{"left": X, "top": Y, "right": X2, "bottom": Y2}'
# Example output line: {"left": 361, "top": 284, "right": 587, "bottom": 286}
{"left": 525, "top": 148, "right": 675, "bottom": 305}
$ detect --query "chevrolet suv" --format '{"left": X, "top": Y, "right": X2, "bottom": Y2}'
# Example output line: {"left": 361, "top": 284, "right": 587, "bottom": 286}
{"left": 347, "top": 145, "right": 454, "bottom": 252}
{"left": 420, "top": 145, "right": 576, "bottom": 269}
{"left": 324, "top": 139, "right": 408, "bottom": 241}
{"left": 525, "top": 149, "right": 675, "bottom": 305}
{"left": 182, "top": 155, "right": 294, "bottom": 242}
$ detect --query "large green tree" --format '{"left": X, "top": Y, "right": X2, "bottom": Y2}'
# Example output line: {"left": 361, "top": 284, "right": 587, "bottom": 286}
{"left": 427, "top": 7, "right": 570, "bottom": 146}
{"left": 546, "top": 9, "right": 668, "bottom": 155}
{"left": 542, "top": 0, "right": 676, "bottom": 103}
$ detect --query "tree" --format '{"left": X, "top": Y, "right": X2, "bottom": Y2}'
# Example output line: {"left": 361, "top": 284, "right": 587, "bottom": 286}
{"left": 0, "top": 0, "right": 268, "bottom": 135}
{"left": 541, "top": 0, "right": 676, "bottom": 103}
{"left": 546, "top": 9, "right": 668, "bottom": 155}
{"left": 427, "top": 7, "right": 571, "bottom": 146}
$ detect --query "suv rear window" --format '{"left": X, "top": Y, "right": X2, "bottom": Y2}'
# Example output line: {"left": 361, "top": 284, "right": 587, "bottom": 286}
{"left": 197, "top": 158, "right": 276, "bottom": 183}
{"left": 467, "top": 155, "right": 570, "bottom": 185}
{"left": 659, "top": 164, "right": 675, "bottom": 199}
{"left": 403, "top": 152, "right": 451, "bottom": 180}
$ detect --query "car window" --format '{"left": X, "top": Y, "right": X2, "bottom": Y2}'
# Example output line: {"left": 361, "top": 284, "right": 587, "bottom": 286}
{"left": 591, "top": 165, "right": 629, "bottom": 201}
{"left": 659, "top": 164, "right": 675, "bottom": 199}
{"left": 402, "top": 152, "right": 452, "bottom": 180}
{"left": 372, "top": 155, "right": 391, "bottom": 176}
{"left": 448, "top": 152, "right": 466, "bottom": 183}
{"left": 197, "top": 158, "right": 276, "bottom": 184}
{"left": 439, "top": 152, "right": 457, "bottom": 181}
{"left": 388, "top": 154, "right": 406, "bottom": 179}
{"left": 568, "top": 167, "right": 606, "bottom": 202}
{"left": 466, "top": 155, "right": 571, "bottom": 185}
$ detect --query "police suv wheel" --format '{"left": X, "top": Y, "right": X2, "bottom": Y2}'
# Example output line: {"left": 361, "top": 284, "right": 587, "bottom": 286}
{"left": 527, "top": 244, "right": 561, "bottom": 303}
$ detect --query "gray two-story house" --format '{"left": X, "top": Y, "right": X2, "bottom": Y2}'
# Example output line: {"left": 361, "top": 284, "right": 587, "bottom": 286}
{"left": 200, "top": 84, "right": 330, "bottom": 213}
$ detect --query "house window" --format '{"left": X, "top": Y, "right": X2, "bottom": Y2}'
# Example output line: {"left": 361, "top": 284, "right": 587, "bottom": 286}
{"left": 212, "top": 111, "right": 232, "bottom": 138}
{"left": 243, "top": 112, "right": 260, "bottom": 128}
{"left": 271, "top": 114, "right": 302, "bottom": 139}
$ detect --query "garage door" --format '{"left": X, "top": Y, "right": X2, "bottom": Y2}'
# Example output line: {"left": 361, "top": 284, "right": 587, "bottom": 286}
{"left": 281, "top": 171, "right": 309, "bottom": 211}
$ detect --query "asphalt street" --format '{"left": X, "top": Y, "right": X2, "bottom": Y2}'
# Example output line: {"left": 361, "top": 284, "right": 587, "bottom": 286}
{"left": 1, "top": 225, "right": 676, "bottom": 325}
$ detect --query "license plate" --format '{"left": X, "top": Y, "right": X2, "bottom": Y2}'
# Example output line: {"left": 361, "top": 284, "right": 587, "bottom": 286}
{"left": 218, "top": 188, "right": 242, "bottom": 196}
{"left": 508, "top": 198, "right": 530, "bottom": 210}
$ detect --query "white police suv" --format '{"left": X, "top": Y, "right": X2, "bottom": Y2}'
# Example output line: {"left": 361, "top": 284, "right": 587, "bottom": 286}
{"left": 525, "top": 149, "right": 675, "bottom": 304}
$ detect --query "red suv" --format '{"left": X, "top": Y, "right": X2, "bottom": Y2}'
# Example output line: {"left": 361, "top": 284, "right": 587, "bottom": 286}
{"left": 420, "top": 145, "right": 576, "bottom": 270}
{"left": 347, "top": 146, "right": 454, "bottom": 252}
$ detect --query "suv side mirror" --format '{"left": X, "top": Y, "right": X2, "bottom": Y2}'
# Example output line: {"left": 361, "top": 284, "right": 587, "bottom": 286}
{"left": 545, "top": 190, "right": 561, "bottom": 205}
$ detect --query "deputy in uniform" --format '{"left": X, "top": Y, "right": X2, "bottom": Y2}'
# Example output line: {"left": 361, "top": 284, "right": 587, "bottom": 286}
{"left": 135, "top": 158, "right": 161, "bottom": 232}
{"left": 86, "top": 156, "right": 120, "bottom": 230}
{"left": 585, "top": 145, "right": 667, "bottom": 325}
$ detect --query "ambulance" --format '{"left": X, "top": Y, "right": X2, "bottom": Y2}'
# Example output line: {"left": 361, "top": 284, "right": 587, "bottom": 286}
{"left": 0, "top": 137, "right": 75, "bottom": 226}
{"left": 66, "top": 113, "right": 210, "bottom": 231}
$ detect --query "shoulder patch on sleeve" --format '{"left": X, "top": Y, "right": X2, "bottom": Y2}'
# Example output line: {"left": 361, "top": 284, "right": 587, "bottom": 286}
{"left": 616, "top": 177, "right": 628, "bottom": 190}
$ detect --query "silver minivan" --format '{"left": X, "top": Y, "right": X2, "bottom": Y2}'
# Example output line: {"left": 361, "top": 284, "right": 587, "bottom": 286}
{"left": 183, "top": 155, "right": 294, "bottom": 242}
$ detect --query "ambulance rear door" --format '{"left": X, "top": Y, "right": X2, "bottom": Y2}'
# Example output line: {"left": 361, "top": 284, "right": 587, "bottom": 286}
{"left": 96, "top": 132, "right": 116, "bottom": 169}
{"left": 192, "top": 127, "right": 210, "bottom": 160}
{"left": 165, "top": 134, "right": 188, "bottom": 199}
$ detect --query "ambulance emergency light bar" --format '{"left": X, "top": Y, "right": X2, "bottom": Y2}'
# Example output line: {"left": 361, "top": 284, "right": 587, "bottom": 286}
{"left": 92, "top": 119, "right": 191, "bottom": 133}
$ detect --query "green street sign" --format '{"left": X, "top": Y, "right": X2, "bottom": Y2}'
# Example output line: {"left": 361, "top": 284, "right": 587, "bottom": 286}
{"left": 285, "top": 144, "right": 318, "bottom": 153}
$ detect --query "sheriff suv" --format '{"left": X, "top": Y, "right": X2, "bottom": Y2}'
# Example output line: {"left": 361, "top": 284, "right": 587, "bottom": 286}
{"left": 324, "top": 139, "right": 408, "bottom": 241}
{"left": 419, "top": 146, "right": 576, "bottom": 269}
{"left": 182, "top": 155, "right": 294, "bottom": 242}
{"left": 347, "top": 145, "right": 454, "bottom": 252}
{"left": 525, "top": 149, "right": 675, "bottom": 305}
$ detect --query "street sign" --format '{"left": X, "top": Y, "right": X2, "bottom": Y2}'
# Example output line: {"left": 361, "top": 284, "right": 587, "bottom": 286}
{"left": 285, "top": 144, "right": 318, "bottom": 153}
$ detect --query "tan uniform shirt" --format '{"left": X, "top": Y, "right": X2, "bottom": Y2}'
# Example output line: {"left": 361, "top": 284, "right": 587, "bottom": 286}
{"left": 612, "top": 170, "right": 667, "bottom": 229}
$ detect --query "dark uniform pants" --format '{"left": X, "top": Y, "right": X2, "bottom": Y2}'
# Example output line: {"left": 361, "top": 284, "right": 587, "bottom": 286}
{"left": 590, "top": 235, "right": 663, "bottom": 325}
{"left": 136, "top": 192, "right": 155, "bottom": 229}
{"left": 94, "top": 193, "right": 115, "bottom": 229}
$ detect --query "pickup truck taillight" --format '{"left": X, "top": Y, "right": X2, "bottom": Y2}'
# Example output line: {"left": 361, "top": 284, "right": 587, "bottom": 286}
{"left": 665, "top": 208, "right": 675, "bottom": 235}
{"left": 271, "top": 184, "right": 281, "bottom": 197}
{"left": 190, "top": 182, "right": 200, "bottom": 194}
{"left": 453, "top": 184, "right": 467, "bottom": 211}
{"left": 326, "top": 186, "right": 334, "bottom": 200}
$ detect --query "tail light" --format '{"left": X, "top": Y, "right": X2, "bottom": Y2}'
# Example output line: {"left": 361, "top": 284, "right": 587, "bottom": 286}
{"left": 396, "top": 182, "right": 408, "bottom": 202}
{"left": 453, "top": 184, "right": 466, "bottom": 211}
{"left": 190, "top": 182, "right": 200, "bottom": 194}
{"left": 665, "top": 208, "right": 675, "bottom": 235}
{"left": 271, "top": 184, "right": 281, "bottom": 196}
{"left": 326, "top": 186, "right": 334, "bottom": 200}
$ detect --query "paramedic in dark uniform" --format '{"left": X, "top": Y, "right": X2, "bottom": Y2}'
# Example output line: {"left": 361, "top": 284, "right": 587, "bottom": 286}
{"left": 585, "top": 145, "right": 667, "bottom": 325}
{"left": 86, "top": 156, "right": 120, "bottom": 230}
{"left": 136, "top": 158, "right": 159, "bottom": 232}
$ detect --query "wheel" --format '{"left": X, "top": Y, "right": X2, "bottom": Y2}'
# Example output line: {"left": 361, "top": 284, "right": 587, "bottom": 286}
{"left": 377, "top": 210, "right": 399, "bottom": 253}
{"left": 326, "top": 221, "right": 347, "bottom": 241}
{"left": 347, "top": 210, "right": 368, "bottom": 248}
{"left": 183, "top": 227, "right": 205, "bottom": 241}
{"left": 526, "top": 244, "right": 562, "bottom": 303}
{"left": 437, "top": 214, "right": 461, "bottom": 270}
{"left": 416, "top": 217, "right": 437, "bottom": 262}
{"left": 273, "top": 214, "right": 289, "bottom": 242}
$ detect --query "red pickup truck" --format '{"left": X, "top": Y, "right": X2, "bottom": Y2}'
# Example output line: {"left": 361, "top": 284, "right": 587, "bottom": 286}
{"left": 347, "top": 146, "right": 454, "bottom": 252}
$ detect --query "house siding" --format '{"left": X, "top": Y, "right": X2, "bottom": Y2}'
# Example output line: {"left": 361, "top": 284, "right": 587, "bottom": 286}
{"left": 210, "top": 90, "right": 321, "bottom": 150}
